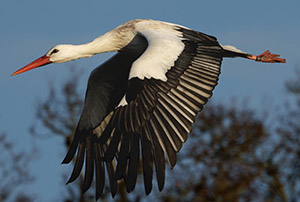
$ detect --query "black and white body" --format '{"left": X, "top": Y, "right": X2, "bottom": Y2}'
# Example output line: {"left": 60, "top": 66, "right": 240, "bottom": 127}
{"left": 12, "top": 19, "right": 285, "bottom": 199}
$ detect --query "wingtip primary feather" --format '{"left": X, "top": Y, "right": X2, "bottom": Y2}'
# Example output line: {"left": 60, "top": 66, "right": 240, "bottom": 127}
{"left": 141, "top": 134, "right": 153, "bottom": 195}
{"left": 62, "top": 137, "right": 79, "bottom": 164}
{"left": 66, "top": 141, "right": 86, "bottom": 183}
{"left": 115, "top": 132, "right": 130, "bottom": 180}
{"left": 125, "top": 133, "right": 140, "bottom": 192}
{"left": 82, "top": 136, "right": 95, "bottom": 193}
{"left": 95, "top": 143, "right": 105, "bottom": 200}
{"left": 104, "top": 128, "right": 121, "bottom": 161}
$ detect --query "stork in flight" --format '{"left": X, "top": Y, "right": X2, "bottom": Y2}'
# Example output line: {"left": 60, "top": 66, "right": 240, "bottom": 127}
{"left": 12, "top": 19, "right": 286, "bottom": 199}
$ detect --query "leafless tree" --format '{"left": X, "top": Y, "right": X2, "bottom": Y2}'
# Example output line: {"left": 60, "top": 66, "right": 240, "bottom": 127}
{"left": 0, "top": 132, "right": 36, "bottom": 202}
{"left": 275, "top": 68, "right": 300, "bottom": 202}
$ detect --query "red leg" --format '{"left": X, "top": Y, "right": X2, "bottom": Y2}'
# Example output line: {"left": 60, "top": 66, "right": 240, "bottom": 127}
{"left": 247, "top": 50, "right": 286, "bottom": 63}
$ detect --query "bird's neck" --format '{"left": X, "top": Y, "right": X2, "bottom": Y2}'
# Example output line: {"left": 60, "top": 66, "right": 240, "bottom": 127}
{"left": 79, "top": 31, "right": 134, "bottom": 56}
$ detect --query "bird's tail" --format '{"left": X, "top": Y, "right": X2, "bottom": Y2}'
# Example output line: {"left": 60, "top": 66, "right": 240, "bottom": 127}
{"left": 221, "top": 45, "right": 286, "bottom": 63}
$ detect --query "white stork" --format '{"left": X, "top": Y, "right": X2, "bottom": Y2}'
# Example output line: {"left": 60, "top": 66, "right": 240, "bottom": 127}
{"left": 12, "top": 19, "right": 286, "bottom": 199}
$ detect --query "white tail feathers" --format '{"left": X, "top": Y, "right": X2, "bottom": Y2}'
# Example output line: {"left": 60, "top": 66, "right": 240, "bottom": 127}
{"left": 221, "top": 45, "right": 246, "bottom": 54}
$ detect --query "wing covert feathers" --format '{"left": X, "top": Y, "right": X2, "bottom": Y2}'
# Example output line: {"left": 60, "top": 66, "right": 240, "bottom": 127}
{"left": 63, "top": 25, "right": 222, "bottom": 199}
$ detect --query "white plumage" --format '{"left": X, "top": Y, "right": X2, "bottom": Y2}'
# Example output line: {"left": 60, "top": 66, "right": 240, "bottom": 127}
{"left": 129, "top": 28, "right": 184, "bottom": 81}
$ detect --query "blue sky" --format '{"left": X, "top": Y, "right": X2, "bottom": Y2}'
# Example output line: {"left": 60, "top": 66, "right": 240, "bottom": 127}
{"left": 1, "top": 0, "right": 299, "bottom": 201}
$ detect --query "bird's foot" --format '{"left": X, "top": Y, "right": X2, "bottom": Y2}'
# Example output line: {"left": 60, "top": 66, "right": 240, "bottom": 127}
{"left": 247, "top": 50, "right": 286, "bottom": 63}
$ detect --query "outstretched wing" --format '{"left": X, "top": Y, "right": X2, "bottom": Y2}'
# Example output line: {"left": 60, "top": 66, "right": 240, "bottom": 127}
{"left": 63, "top": 23, "right": 223, "bottom": 199}
{"left": 61, "top": 47, "right": 146, "bottom": 197}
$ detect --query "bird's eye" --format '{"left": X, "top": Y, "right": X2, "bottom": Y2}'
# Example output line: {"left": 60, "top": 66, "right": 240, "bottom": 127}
{"left": 50, "top": 49, "right": 59, "bottom": 55}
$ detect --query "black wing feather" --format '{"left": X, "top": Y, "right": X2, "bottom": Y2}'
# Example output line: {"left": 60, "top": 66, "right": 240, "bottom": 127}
{"left": 66, "top": 140, "right": 85, "bottom": 183}
{"left": 62, "top": 133, "right": 80, "bottom": 164}
{"left": 144, "top": 123, "right": 165, "bottom": 191}
{"left": 82, "top": 136, "right": 95, "bottom": 193}
{"left": 94, "top": 143, "right": 105, "bottom": 200}
{"left": 104, "top": 128, "right": 121, "bottom": 161}
{"left": 106, "top": 159, "right": 117, "bottom": 197}
{"left": 125, "top": 133, "right": 140, "bottom": 192}
{"left": 115, "top": 132, "right": 130, "bottom": 180}
{"left": 141, "top": 133, "right": 153, "bottom": 195}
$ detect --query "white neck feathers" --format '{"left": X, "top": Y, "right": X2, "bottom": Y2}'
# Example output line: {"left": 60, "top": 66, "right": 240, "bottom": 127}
{"left": 84, "top": 32, "right": 125, "bottom": 54}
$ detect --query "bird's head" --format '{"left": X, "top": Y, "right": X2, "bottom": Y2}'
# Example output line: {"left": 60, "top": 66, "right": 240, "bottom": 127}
{"left": 11, "top": 44, "right": 93, "bottom": 76}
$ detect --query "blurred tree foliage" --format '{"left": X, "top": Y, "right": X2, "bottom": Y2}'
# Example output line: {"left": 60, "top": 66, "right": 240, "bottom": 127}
{"left": 160, "top": 104, "right": 286, "bottom": 202}
{"left": 275, "top": 68, "right": 300, "bottom": 202}
{"left": 0, "top": 132, "right": 36, "bottom": 202}
{"left": 30, "top": 68, "right": 300, "bottom": 202}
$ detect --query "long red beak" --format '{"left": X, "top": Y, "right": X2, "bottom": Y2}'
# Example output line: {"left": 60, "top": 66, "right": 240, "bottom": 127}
{"left": 11, "top": 55, "right": 51, "bottom": 76}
